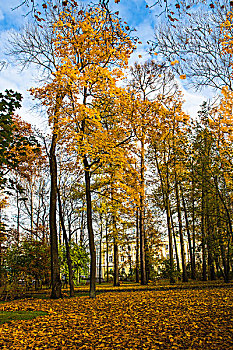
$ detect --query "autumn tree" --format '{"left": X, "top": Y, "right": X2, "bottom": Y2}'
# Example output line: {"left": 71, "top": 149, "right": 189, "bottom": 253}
{"left": 29, "top": 1, "right": 135, "bottom": 297}
{"left": 155, "top": 1, "right": 233, "bottom": 91}
{"left": 128, "top": 61, "right": 178, "bottom": 284}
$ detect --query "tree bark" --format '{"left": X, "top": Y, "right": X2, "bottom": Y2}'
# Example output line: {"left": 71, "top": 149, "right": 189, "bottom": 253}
{"left": 84, "top": 159, "right": 96, "bottom": 298}
{"left": 174, "top": 174, "right": 188, "bottom": 282}
{"left": 113, "top": 216, "right": 120, "bottom": 287}
{"left": 139, "top": 136, "right": 147, "bottom": 285}
{"left": 135, "top": 208, "right": 140, "bottom": 283}
{"left": 49, "top": 131, "right": 62, "bottom": 299}
{"left": 106, "top": 218, "right": 109, "bottom": 283}
{"left": 171, "top": 213, "right": 181, "bottom": 274}
{"left": 99, "top": 214, "right": 102, "bottom": 284}
{"left": 180, "top": 186, "right": 195, "bottom": 279}
{"left": 191, "top": 169, "right": 196, "bottom": 279}
{"left": 201, "top": 167, "right": 207, "bottom": 281}
{"left": 153, "top": 144, "right": 175, "bottom": 284}
{"left": 57, "top": 188, "right": 75, "bottom": 297}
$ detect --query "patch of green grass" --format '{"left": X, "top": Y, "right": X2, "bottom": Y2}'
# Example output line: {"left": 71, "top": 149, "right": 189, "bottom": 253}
{"left": 0, "top": 311, "right": 48, "bottom": 324}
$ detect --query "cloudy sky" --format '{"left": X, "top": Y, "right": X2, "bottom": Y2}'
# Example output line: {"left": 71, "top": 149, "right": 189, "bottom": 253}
{"left": 0, "top": 0, "right": 212, "bottom": 129}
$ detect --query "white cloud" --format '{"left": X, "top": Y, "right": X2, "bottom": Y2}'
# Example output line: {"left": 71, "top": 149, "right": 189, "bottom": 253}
{"left": 181, "top": 86, "right": 216, "bottom": 119}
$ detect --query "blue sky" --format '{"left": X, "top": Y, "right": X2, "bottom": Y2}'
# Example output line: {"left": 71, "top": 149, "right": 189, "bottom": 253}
{"left": 0, "top": 0, "right": 211, "bottom": 128}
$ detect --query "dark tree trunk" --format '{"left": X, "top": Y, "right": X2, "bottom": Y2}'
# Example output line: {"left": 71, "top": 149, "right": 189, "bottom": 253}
{"left": 191, "top": 171, "right": 196, "bottom": 279}
{"left": 135, "top": 208, "right": 140, "bottom": 283}
{"left": 201, "top": 173, "right": 207, "bottom": 281}
{"left": 106, "top": 219, "right": 109, "bottom": 283}
{"left": 139, "top": 137, "right": 147, "bottom": 285}
{"left": 171, "top": 213, "right": 181, "bottom": 274}
{"left": 16, "top": 189, "right": 20, "bottom": 244}
{"left": 49, "top": 132, "right": 62, "bottom": 299}
{"left": 80, "top": 202, "right": 84, "bottom": 246}
{"left": 154, "top": 143, "right": 175, "bottom": 284}
{"left": 181, "top": 186, "right": 195, "bottom": 279}
{"left": 84, "top": 159, "right": 96, "bottom": 298}
{"left": 174, "top": 176, "right": 188, "bottom": 282}
{"left": 113, "top": 238, "right": 119, "bottom": 286}
{"left": 99, "top": 215, "right": 102, "bottom": 284}
{"left": 166, "top": 200, "right": 175, "bottom": 284}
{"left": 57, "top": 189, "right": 75, "bottom": 297}
{"left": 0, "top": 237, "right": 2, "bottom": 287}
{"left": 113, "top": 216, "right": 120, "bottom": 287}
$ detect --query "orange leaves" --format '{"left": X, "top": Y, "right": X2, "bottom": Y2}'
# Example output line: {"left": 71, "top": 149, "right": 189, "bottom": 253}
{"left": 170, "top": 59, "right": 179, "bottom": 66}
{"left": 179, "top": 74, "right": 186, "bottom": 80}
{"left": 115, "top": 0, "right": 120, "bottom": 3}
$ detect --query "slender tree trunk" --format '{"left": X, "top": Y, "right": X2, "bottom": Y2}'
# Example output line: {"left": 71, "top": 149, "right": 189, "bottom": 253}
{"left": 30, "top": 179, "right": 33, "bottom": 239}
{"left": 214, "top": 176, "right": 233, "bottom": 240}
{"left": 220, "top": 236, "right": 229, "bottom": 283}
{"left": 113, "top": 216, "right": 120, "bottom": 287}
{"left": 57, "top": 189, "right": 75, "bottom": 297}
{"left": 201, "top": 169, "right": 207, "bottom": 281}
{"left": 83, "top": 159, "right": 96, "bottom": 298}
{"left": 135, "top": 208, "right": 140, "bottom": 283}
{"left": 206, "top": 207, "right": 216, "bottom": 281}
{"left": 174, "top": 177, "right": 188, "bottom": 282}
{"left": 191, "top": 171, "right": 196, "bottom": 279}
{"left": 49, "top": 131, "right": 62, "bottom": 299}
{"left": 0, "top": 241, "right": 1, "bottom": 287}
{"left": 99, "top": 215, "right": 102, "bottom": 284}
{"left": 80, "top": 204, "right": 84, "bottom": 246}
{"left": 171, "top": 213, "right": 181, "bottom": 274}
{"left": 166, "top": 200, "right": 175, "bottom": 284}
{"left": 106, "top": 219, "right": 109, "bottom": 283}
{"left": 140, "top": 136, "right": 147, "bottom": 285}
{"left": 181, "top": 186, "right": 195, "bottom": 279}
{"left": 153, "top": 143, "right": 175, "bottom": 284}
{"left": 16, "top": 188, "right": 20, "bottom": 245}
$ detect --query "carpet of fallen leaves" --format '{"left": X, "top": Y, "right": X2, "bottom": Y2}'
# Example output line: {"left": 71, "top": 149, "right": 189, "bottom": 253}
{"left": 0, "top": 288, "right": 232, "bottom": 349}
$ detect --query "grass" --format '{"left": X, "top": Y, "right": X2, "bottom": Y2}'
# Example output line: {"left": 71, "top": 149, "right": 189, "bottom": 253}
{"left": 0, "top": 310, "right": 48, "bottom": 324}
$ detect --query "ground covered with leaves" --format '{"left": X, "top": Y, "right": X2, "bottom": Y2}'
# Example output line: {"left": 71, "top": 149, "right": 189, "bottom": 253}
{"left": 0, "top": 287, "right": 232, "bottom": 349}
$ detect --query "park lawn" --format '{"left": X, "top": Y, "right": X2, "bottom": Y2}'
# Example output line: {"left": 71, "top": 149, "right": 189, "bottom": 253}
{"left": 0, "top": 311, "right": 48, "bottom": 324}
{"left": 0, "top": 287, "right": 232, "bottom": 349}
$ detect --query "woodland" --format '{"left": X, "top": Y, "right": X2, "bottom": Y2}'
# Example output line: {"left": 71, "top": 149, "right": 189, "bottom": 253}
{"left": 0, "top": 0, "right": 233, "bottom": 347}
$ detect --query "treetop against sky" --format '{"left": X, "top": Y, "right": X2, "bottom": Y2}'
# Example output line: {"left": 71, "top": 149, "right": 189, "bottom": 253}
{"left": 0, "top": 0, "right": 223, "bottom": 127}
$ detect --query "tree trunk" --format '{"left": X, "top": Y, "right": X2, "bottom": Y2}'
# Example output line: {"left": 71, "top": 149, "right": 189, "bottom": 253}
{"left": 171, "top": 213, "right": 181, "bottom": 274}
{"left": 84, "top": 159, "right": 96, "bottom": 298}
{"left": 174, "top": 176, "right": 188, "bottom": 282}
{"left": 135, "top": 208, "right": 140, "bottom": 283}
{"left": 167, "top": 204, "right": 175, "bottom": 284}
{"left": 191, "top": 170, "right": 196, "bottom": 279}
{"left": 154, "top": 143, "right": 175, "bottom": 284}
{"left": 201, "top": 171, "right": 207, "bottom": 281}
{"left": 106, "top": 219, "right": 109, "bottom": 283}
{"left": 49, "top": 132, "right": 62, "bottom": 299}
{"left": 113, "top": 216, "right": 120, "bottom": 287}
{"left": 99, "top": 215, "right": 102, "bottom": 284}
{"left": 57, "top": 189, "right": 75, "bottom": 297}
{"left": 139, "top": 136, "right": 147, "bottom": 285}
{"left": 180, "top": 186, "right": 195, "bottom": 279}
{"left": 16, "top": 188, "right": 20, "bottom": 244}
